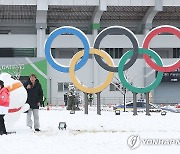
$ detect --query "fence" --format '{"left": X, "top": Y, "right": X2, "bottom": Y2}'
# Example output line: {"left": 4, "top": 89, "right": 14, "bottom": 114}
{"left": 45, "top": 96, "right": 137, "bottom": 107}
{"left": 46, "top": 97, "right": 64, "bottom": 106}
{"left": 45, "top": 96, "right": 180, "bottom": 107}
{"left": 152, "top": 97, "right": 180, "bottom": 105}
{"left": 92, "top": 97, "right": 133, "bottom": 106}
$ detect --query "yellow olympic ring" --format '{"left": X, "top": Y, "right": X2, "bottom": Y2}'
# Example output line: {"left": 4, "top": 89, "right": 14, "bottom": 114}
{"left": 69, "top": 48, "right": 114, "bottom": 94}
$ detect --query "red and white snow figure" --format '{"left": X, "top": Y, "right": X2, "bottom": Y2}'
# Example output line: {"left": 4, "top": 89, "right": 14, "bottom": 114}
{"left": 0, "top": 85, "right": 9, "bottom": 114}
{"left": 0, "top": 73, "right": 29, "bottom": 127}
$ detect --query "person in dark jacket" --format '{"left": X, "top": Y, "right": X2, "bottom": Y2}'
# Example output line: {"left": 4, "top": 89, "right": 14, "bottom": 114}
{"left": 64, "top": 92, "right": 68, "bottom": 106}
{"left": 24, "top": 74, "right": 43, "bottom": 132}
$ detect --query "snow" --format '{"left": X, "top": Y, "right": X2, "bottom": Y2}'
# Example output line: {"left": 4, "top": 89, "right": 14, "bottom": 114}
{"left": 1, "top": 106, "right": 180, "bottom": 154}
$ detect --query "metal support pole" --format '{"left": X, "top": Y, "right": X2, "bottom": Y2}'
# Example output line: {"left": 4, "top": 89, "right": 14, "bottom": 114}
{"left": 49, "top": 77, "right": 52, "bottom": 105}
{"left": 84, "top": 93, "right": 88, "bottom": 114}
{"left": 145, "top": 92, "right": 151, "bottom": 116}
{"left": 123, "top": 94, "right": 126, "bottom": 112}
{"left": 133, "top": 93, "right": 137, "bottom": 116}
{"left": 97, "top": 92, "right": 101, "bottom": 115}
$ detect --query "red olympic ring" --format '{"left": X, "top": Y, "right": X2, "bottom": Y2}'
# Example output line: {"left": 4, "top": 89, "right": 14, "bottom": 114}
{"left": 143, "top": 26, "right": 180, "bottom": 72}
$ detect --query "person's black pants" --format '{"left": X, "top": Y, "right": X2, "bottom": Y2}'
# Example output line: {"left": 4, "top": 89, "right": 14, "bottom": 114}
{"left": 0, "top": 115, "right": 7, "bottom": 135}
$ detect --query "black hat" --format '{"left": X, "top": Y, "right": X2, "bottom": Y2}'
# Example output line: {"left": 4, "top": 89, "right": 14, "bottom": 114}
{"left": 0, "top": 80, "right": 4, "bottom": 88}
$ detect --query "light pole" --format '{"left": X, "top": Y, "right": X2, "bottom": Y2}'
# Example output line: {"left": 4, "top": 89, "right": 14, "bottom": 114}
{"left": 97, "top": 92, "right": 101, "bottom": 115}
{"left": 123, "top": 93, "right": 126, "bottom": 112}
{"left": 122, "top": 87, "right": 126, "bottom": 112}
{"left": 84, "top": 93, "right": 88, "bottom": 114}
{"left": 133, "top": 93, "right": 137, "bottom": 116}
{"left": 49, "top": 77, "right": 52, "bottom": 105}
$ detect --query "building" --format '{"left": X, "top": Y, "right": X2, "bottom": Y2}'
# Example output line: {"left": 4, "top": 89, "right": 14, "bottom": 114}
{"left": 0, "top": 0, "right": 180, "bottom": 105}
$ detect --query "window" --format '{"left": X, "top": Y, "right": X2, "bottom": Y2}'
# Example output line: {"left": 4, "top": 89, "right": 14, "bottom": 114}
{"left": 64, "top": 83, "right": 70, "bottom": 91}
{"left": 58, "top": 82, "right": 73, "bottom": 92}
{"left": 0, "top": 48, "right": 36, "bottom": 57}
{"left": 103, "top": 48, "right": 123, "bottom": 59}
{"left": 173, "top": 48, "right": 180, "bottom": 58}
{"left": 110, "top": 83, "right": 116, "bottom": 91}
{"left": 51, "top": 48, "right": 56, "bottom": 58}
{"left": 58, "top": 83, "right": 63, "bottom": 92}
{"left": 51, "top": 48, "right": 87, "bottom": 58}
{"left": 109, "top": 83, "right": 120, "bottom": 91}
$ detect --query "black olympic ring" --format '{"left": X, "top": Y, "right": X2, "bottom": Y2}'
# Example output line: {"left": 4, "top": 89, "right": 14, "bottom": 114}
{"left": 93, "top": 26, "right": 139, "bottom": 72}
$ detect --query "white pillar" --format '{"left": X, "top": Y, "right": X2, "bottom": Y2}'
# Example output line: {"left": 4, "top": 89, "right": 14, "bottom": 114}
{"left": 36, "top": 0, "right": 48, "bottom": 57}
{"left": 92, "top": 29, "right": 99, "bottom": 87}
{"left": 37, "top": 28, "right": 46, "bottom": 57}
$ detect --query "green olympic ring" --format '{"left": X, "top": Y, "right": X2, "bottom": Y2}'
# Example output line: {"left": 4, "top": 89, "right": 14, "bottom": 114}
{"left": 118, "top": 48, "right": 163, "bottom": 93}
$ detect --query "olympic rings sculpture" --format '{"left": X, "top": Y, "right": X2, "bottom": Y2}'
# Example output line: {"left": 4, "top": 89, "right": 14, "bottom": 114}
{"left": 44, "top": 25, "right": 180, "bottom": 94}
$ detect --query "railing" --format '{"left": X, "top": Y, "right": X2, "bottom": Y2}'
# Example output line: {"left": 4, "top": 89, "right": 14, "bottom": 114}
{"left": 45, "top": 96, "right": 138, "bottom": 106}
{"left": 45, "top": 96, "right": 180, "bottom": 107}
{"left": 152, "top": 98, "right": 180, "bottom": 105}
{"left": 46, "top": 97, "right": 64, "bottom": 106}
{"left": 92, "top": 97, "right": 133, "bottom": 106}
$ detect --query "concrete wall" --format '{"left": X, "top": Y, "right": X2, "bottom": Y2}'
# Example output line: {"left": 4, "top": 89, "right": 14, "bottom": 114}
{"left": 0, "top": 0, "right": 180, "bottom": 105}
{"left": 154, "top": 82, "right": 180, "bottom": 104}
{"left": 0, "top": 33, "right": 179, "bottom": 104}
{"left": 0, "top": 34, "right": 179, "bottom": 49}
{"left": 145, "top": 58, "right": 180, "bottom": 104}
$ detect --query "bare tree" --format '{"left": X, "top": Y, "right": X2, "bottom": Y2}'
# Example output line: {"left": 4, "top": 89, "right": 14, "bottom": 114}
{"left": 111, "top": 71, "right": 136, "bottom": 112}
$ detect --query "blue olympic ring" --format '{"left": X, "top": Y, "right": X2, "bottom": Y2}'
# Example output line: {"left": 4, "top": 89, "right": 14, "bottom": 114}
{"left": 45, "top": 26, "right": 90, "bottom": 73}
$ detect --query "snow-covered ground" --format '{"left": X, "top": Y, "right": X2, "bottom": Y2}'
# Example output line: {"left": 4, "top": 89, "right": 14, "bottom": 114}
{"left": 1, "top": 106, "right": 180, "bottom": 154}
